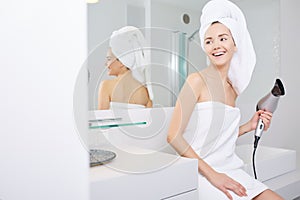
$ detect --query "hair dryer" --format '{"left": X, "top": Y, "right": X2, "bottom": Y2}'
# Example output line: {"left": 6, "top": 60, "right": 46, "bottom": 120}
{"left": 252, "top": 78, "right": 285, "bottom": 179}
{"left": 254, "top": 78, "right": 285, "bottom": 148}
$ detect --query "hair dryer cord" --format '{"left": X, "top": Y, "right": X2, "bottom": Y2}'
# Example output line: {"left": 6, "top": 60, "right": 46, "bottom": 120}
{"left": 252, "top": 146, "right": 258, "bottom": 179}
{"left": 252, "top": 136, "right": 260, "bottom": 179}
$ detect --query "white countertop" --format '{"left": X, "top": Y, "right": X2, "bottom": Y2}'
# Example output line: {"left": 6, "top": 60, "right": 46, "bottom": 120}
{"left": 90, "top": 148, "right": 199, "bottom": 200}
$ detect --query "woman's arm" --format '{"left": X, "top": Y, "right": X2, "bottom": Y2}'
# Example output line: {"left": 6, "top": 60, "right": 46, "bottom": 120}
{"left": 145, "top": 99, "right": 153, "bottom": 108}
{"left": 98, "top": 80, "right": 111, "bottom": 110}
{"left": 167, "top": 74, "right": 215, "bottom": 178}
{"left": 239, "top": 110, "right": 273, "bottom": 137}
{"left": 167, "top": 74, "right": 201, "bottom": 149}
{"left": 167, "top": 73, "right": 247, "bottom": 199}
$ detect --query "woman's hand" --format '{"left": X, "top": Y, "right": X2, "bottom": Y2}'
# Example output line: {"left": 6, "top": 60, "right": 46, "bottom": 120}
{"left": 239, "top": 110, "right": 273, "bottom": 136}
{"left": 206, "top": 171, "right": 247, "bottom": 199}
{"left": 250, "top": 110, "right": 273, "bottom": 131}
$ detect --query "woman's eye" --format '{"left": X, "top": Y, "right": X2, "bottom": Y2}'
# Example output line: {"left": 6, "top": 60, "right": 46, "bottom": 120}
{"left": 205, "top": 40, "right": 212, "bottom": 45}
{"left": 220, "top": 37, "right": 227, "bottom": 41}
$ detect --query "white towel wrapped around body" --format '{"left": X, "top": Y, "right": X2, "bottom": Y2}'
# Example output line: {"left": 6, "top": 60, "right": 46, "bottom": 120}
{"left": 199, "top": 0, "right": 256, "bottom": 95}
{"left": 184, "top": 102, "right": 268, "bottom": 199}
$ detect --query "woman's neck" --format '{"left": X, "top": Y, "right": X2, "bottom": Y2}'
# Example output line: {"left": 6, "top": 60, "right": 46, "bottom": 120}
{"left": 208, "top": 64, "right": 230, "bottom": 84}
{"left": 116, "top": 70, "right": 131, "bottom": 80}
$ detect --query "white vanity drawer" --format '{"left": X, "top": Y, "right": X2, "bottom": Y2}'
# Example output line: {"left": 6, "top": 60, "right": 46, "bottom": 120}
{"left": 161, "top": 189, "right": 198, "bottom": 200}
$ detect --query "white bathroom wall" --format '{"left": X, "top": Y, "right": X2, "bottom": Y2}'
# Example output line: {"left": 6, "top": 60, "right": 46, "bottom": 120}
{"left": 237, "top": 0, "right": 280, "bottom": 103}
{"left": 0, "top": 1, "right": 89, "bottom": 200}
{"left": 150, "top": 0, "right": 201, "bottom": 37}
{"left": 237, "top": 0, "right": 300, "bottom": 168}
{"left": 270, "top": 0, "right": 300, "bottom": 166}
{"left": 235, "top": 0, "right": 281, "bottom": 141}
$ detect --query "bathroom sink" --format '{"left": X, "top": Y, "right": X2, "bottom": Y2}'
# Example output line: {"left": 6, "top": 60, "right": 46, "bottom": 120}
{"left": 235, "top": 144, "right": 296, "bottom": 182}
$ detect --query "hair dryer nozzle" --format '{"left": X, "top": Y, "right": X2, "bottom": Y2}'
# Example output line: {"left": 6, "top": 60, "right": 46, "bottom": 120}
{"left": 256, "top": 78, "right": 285, "bottom": 112}
{"left": 272, "top": 79, "right": 285, "bottom": 96}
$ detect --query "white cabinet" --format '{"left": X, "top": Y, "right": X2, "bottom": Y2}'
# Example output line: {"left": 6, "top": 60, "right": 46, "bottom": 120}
{"left": 88, "top": 108, "right": 198, "bottom": 199}
{"left": 90, "top": 151, "right": 198, "bottom": 200}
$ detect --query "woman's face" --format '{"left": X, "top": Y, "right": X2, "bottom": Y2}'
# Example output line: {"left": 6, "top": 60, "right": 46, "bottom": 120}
{"left": 204, "top": 23, "right": 237, "bottom": 67}
{"left": 105, "top": 48, "right": 124, "bottom": 76}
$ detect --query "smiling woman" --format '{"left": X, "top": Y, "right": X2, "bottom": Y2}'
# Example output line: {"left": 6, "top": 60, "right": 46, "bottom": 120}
{"left": 166, "top": 0, "right": 283, "bottom": 199}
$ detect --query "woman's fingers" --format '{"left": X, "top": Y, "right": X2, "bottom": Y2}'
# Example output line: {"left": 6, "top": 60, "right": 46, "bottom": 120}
{"left": 220, "top": 187, "right": 233, "bottom": 200}
{"left": 261, "top": 111, "right": 272, "bottom": 120}
{"left": 259, "top": 111, "right": 273, "bottom": 130}
{"left": 221, "top": 176, "right": 247, "bottom": 199}
{"left": 210, "top": 172, "right": 247, "bottom": 199}
{"left": 235, "top": 182, "right": 247, "bottom": 196}
{"left": 226, "top": 181, "right": 247, "bottom": 197}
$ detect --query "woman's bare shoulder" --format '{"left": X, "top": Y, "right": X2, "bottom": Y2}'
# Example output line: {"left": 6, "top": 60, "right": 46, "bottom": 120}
{"left": 100, "top": 79, "right": 116, "bottom": 87}
{"left": 99, "top": 79, "right": 116, "bottom": 94}
{"left": 186, "top": 72, "right": 205, "bottom": 87}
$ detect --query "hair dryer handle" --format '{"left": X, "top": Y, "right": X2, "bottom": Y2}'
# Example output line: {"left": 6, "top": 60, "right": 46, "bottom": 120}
{"left": 254, "top": 118, "right": 264, "bottom": 148}
{"left": 255, "top": 118, "right": 264, "bottom": 138}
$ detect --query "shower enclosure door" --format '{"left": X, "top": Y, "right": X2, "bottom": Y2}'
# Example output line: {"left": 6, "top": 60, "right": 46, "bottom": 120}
{"left": 169, "top": 31, "right": 188, "bottom": 106}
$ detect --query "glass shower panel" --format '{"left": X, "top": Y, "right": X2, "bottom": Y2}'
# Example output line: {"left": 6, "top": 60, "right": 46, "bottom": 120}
{"left": 170, "top": 31, "right": 188, "bottom": 106}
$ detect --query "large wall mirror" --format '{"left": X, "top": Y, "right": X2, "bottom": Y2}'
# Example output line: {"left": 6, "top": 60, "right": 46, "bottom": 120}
{"left": 87, "top": 0, "right": 280, "bottom": 110}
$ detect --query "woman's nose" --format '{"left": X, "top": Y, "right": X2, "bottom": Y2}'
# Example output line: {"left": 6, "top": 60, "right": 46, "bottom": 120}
{"left": 213, "top": 41, "right": 221, "bottom": 50}
{"left": 105, "top": 61, "right": 109, "bottom": 68}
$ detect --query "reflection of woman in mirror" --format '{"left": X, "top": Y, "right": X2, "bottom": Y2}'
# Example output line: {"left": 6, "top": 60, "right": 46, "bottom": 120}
{"left": 98, "top": 26, "right": 153, "bottom": 110}
{"left": 167, "top": 0, "right": 283, "bottom": 199}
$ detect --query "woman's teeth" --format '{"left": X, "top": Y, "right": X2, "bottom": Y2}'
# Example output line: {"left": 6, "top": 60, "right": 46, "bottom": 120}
{"left": 213, "top": 52, "right": 225, "bottom": 56}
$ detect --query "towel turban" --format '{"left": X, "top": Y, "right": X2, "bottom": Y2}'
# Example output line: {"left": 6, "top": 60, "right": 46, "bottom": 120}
{"left": 109, "top": 26, "right": 153, "bottom": 100}
{"left": 199, "top": 0, "right": 256, "bottom": 94}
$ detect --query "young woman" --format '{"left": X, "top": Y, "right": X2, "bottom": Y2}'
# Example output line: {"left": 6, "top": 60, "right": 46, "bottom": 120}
{"left": 98, "top": 26, "right": 153, "bottom": 110}
{"left": 167, "top": 1, "right": 283, "bottom": 199}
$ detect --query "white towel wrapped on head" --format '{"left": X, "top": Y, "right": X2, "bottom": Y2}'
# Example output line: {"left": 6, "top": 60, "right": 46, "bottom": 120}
{"left": 109, "top": 26, "right": 153, "bottom": 100}
{"left": 199, "top": 0, "right": 256, "bottom": 95}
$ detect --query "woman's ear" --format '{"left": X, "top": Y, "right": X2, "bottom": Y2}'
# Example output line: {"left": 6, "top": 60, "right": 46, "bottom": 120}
{"left": 115, "top": 59, "right": 124, "bottom": 68}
